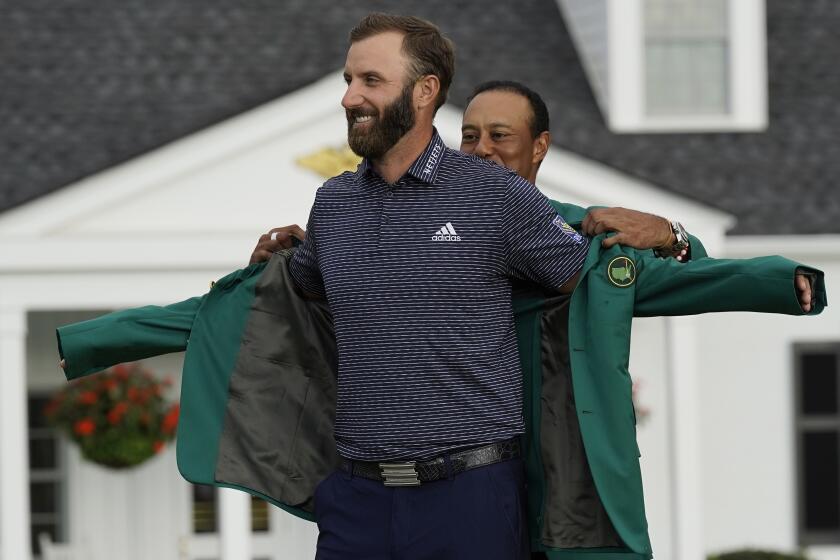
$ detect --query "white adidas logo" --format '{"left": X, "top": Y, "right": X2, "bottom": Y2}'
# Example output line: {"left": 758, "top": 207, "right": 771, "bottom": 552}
{"left": 432, "top": 222, "right": 461, "bottom": 241}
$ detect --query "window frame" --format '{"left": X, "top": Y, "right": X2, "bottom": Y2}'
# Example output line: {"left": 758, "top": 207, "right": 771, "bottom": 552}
{"left": 599, "top": 0, "right": 768, "bottom": 133}
{"left": 28, "top": 393, "right": 69, "bottom": 559}
{"left": 794, "top": 342, "right": 840, "bottom": 546}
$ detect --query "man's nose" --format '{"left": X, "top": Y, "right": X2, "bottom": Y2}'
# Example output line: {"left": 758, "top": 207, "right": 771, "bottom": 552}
{"left": 341, "top": 83, "right": 363, "bottom": 110}
{"left": 474, "top": 135, "right": 493, "bottom": 158}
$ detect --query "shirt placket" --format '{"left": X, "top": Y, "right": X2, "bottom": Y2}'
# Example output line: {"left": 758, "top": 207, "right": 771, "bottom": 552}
{"left": 379, "top": 178, "right": 401, "bottom": 249}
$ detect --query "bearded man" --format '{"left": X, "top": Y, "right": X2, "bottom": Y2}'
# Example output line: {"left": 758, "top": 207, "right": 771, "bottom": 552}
{"left": 285, "top": 13, "right": 590, "bottom": 560}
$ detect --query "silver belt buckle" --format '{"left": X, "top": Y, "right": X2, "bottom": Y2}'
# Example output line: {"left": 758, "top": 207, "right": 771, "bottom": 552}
{"left": 379, "top": 462, "right": 421, "bottom": 487}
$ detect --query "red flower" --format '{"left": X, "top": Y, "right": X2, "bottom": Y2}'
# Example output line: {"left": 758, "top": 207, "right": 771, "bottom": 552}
{"left": 107, "top": 402, "right": 130, "bottom": 425}
{"left": 162, "top": 404, "right": 180, "bottom": 435}
{"left": 138, "top": 389, "right": 152, "bottom": 405}
{"left": 101, "top": 378, "right": 119, "bottom": 392}
{"left": 127, "top": 387, "right": 141, "bottom": 402}
{"left": 73, "top": 418, "right": 96, "bottom": 436}
{"left": 77, "top": 391, "right": 99, "bottom": 405}
{"left": 152, "top": 440, "right": 165, "bottom": 454}
{"left": 113, "top": 364, "right": 130, "bottom": 380}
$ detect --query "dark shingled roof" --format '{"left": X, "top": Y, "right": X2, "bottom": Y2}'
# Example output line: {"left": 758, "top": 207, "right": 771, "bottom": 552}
{"left": 2, "top": 0, "right": 838, "bottom": 234}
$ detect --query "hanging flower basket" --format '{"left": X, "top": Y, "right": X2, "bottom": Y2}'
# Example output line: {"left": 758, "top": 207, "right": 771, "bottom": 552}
{"left": 44, "top": 363, "right": 179, "bottom": 469}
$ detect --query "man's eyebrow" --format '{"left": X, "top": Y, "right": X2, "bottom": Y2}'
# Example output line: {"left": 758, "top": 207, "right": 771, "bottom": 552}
{"left": 360, "top": 70, "right": 385, "bottom": 80}
{"left": 461, "top": 122, "right": 516, "bottom": 132}
{"left": 343, "top": 70, "right": 385, "bottom": 79}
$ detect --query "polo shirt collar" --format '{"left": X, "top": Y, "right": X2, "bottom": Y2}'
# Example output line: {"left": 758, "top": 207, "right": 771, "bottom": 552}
{"left": 356, "top": 128, "right": 447, "bottom": 185}
{"left": 406, "top": 128, "right": 446, "bottom": 185}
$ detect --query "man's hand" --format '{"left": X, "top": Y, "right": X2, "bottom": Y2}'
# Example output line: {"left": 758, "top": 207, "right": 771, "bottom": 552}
{"left": 796, "top": 272, "right": 813, "bottom": 313}
{"left": 249, "top": 225, "right": 306, "bottom": 265}
{"left": 581, "top": 208, "right": 674, "bottom": 252}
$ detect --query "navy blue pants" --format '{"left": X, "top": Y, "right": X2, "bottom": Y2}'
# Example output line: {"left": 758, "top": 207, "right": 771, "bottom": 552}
{"left": 314, "top": 457, "right": 529, "bottom": 560}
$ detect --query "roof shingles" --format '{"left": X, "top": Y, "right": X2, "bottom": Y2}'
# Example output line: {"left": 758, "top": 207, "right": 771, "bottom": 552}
{"left": 2, "top": 0, "right": 837, "bottom": 234}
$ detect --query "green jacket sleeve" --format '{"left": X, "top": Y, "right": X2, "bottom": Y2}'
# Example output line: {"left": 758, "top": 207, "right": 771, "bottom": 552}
{"left": 577, "top": 203, "right": 709, "bottom": 260}
{"left": 56, "top": 296, "right": 204, "bottom": 381}
{"left": 632, "top": 254, "right": 826, "bottom": 317}
{"left": 686, "top": 233, "right": 707, "bottom": 259}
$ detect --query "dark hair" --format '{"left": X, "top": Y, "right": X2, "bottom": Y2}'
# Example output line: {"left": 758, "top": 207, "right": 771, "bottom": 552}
{"left": 467, "top": 80, "right": 550, "bottom": 138}
{"left": 350, "top": 13, "right": 455, "bottom": 111}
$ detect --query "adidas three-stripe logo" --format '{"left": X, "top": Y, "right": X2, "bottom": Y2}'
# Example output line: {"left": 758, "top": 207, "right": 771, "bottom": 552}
{"left": 432, "top": 222, "right": 461, "bottom": 241}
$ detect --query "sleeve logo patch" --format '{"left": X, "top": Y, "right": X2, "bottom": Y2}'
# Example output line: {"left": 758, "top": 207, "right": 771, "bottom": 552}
{"left": 552, "top": 215, "right": 583, "bottom": 242}
{"left": 607, "top": 256, "right": 636, "bottom": 287}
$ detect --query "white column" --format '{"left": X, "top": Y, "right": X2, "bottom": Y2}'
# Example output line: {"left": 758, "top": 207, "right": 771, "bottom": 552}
{"left": 219, "top": 488, "right": 251, "bottom": 560}
{"left": 0, "top": 307, "right": 32, "bottom": 560}
{"left": 664, "top": 317, "right": 704, "bottom": 560}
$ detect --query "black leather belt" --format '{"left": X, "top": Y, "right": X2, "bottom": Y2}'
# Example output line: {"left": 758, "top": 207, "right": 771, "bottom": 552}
{"left": 341, "top": 438, "right": 520, "bottom": 487}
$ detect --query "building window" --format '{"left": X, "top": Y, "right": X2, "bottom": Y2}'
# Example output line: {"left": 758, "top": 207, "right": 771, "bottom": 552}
{"left": 192, "top": 485, "right": 270, "bottom": 533}
{"left": 251, "top": 496, "right": 269, "bottom": 533}
{"left": 643, "top": 0, "right": 729, "bottom": 116}
{"left": 192, "top": 484, "right": 219, "bottom": 533}
{"left": 28, "top": 395, "right": 67, "bottom": 558}
{"left": 795, "top": 344, "right": 840, "bottom": 545}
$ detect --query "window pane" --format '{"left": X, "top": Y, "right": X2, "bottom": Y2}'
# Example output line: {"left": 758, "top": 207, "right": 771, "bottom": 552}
{"left": 251, "top": 496, "right": 269, "bottom": 532}
{"left": 645, "top": 42, "right": 728, "bottom": 115}
{"left": 645, "top": 0, "right": 727, "bottom": 36}
{"left": 801, "top": 353, "right": 839, "bottom": 415}
{"left": 30, "top": 481, "right": 58, "bottom": 514}
{"left": 28, "top": 396, "right": 51, "bottom": 429}
{"left": 192, "top": 484, "right": 218, "bottom": 534}
{"left": 644, "top": 0, "right": 729, "bottom": 116}
{"left": 803, "top": 431, "right": 840, "bottom": 530}
{"left": 30, "top": 436, "right": 57, "bottom": 470}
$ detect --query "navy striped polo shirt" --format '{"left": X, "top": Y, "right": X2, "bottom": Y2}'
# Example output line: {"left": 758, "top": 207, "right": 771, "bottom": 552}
{"left": 289, "top": 130, "right": 589, "bottom": 461}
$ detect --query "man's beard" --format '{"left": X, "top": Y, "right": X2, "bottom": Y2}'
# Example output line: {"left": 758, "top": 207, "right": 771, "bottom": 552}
{"left": 347, "top": 83, "right": 416, "bottom": 160}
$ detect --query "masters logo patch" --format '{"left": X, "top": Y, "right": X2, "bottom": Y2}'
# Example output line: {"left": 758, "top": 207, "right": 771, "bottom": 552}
{"left": 607, "top": 256, "right": 636, "bottom": 287}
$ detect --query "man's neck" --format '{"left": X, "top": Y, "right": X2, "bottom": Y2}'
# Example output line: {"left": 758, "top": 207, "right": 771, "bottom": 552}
{"left": 371, "top": 123, "right": 434, "bottom": 185}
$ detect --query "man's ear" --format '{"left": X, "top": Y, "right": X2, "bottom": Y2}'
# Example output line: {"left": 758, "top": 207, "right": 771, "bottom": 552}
{"left": 415, "top": 75, "right": 441, "bottom": 110}
{"left": 532, "top": 130, "right": 551, "bottom": 165}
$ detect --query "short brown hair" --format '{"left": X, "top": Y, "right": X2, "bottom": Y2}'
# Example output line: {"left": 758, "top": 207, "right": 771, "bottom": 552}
{"left": 350, "top": 13, "right": 455, "bottom": 111}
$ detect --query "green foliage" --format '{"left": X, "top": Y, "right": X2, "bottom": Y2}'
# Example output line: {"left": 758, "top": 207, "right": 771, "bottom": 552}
{"left": 45, "top": 363, "right": 180, "bottom": 469}
{"left": 707, "top": 550, "right": 810, "bottom": 560}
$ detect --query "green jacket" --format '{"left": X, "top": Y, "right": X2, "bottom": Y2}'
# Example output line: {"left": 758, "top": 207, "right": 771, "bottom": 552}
{"left": 57, "top": 203, "right": 826, "bottom": 559}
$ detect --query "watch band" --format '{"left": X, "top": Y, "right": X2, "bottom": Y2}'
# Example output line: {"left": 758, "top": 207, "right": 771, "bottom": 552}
{"left": 654, "top": 220, "right": 689, "bottom": 258}
{"left": 671, "top": 220, "right": 689, "bottom": 252}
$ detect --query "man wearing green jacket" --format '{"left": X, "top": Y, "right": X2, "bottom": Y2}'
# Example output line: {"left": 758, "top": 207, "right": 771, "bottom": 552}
{"left": 58, "top": 79, "right": 823, "bottom": 560}
{"left": 238, "top": 79, "right": 818, "bottom": 558}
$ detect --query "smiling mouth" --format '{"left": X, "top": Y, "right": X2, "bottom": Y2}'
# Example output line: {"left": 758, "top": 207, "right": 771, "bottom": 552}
{"left": 347, "top": 108, "right": 377, "bottom": 126}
